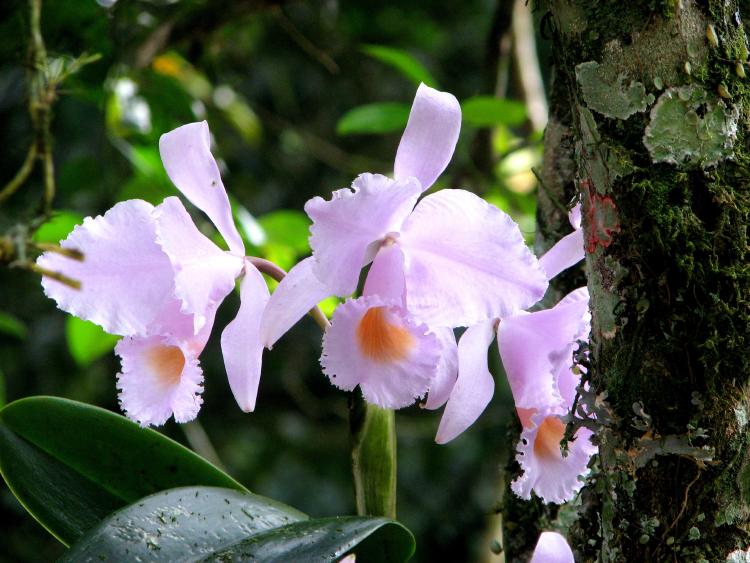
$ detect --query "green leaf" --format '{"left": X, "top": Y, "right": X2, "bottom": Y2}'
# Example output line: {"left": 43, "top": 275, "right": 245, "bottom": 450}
{"left": 361, "top": 44, "right": 438, "bottom": 88}
{"left": 59, "top": 487, "right": 305, "bottom": 562}
{"left": 0, "top": 311, "right": 27, "bottom": 339}
{"left": 0, "top": 368, "right": 5, "bottom": 409}
{"left": 65, "top": 316, "right": 120, "bottom": 366}
{"left": 337, "top": 103, "right": 411, "bottom": 136}
{"left": 0, "top": 396, "right": 245, "bottom": 546}
{"left": 257, "top": 210, "right": 311, "bottom": 254}
{"left": 32, "top": 211, "right": 83, "bottom": 244}
{"left": 350, "top": 398, "right": 396, "bottom": 519}
{"left": 61, "top": 487, "right": 415, "bottom": 563}
{"left": 202, "top": 516, "right": 414, "bottom": 562}
{"left": 461, "top": 96, "right": 527, "bottom": 127}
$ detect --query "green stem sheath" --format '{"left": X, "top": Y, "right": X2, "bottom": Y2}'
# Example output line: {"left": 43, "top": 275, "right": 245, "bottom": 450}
{"left": 349, "top": 391, "right": 397, "bottom": 519}
{"left": 250, "top": 255, "right": 398, "bottom": 518}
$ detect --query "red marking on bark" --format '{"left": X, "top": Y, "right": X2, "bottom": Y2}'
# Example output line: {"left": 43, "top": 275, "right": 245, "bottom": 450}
{"left": 580, "top": 178, "right": 621, "bottom": 253}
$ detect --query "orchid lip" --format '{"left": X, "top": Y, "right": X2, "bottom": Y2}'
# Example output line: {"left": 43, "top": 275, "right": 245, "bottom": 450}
{"left": 147, "top": 344, "right": 186, "bottom": 387}
{"left": 356, "top": 306, "right": 415, "bottom": 363}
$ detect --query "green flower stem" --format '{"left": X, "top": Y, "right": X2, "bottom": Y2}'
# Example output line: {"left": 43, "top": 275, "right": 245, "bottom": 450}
{"left": 349, "top": 391, "right": 397, "bottom": 519}
{"left": 249, "top": 256, "right": 397, "bottom": 518}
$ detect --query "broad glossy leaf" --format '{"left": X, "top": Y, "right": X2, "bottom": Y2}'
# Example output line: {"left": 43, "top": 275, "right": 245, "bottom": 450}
{"left": 461, "top": 96, "right": 527, "bottom": 127}
{"left": 337, "top": 103, "right": 410, "bottom": 136}
{"left": 361, "top": 44, "right": 438, "bottom": 88}
{"left": 61, "top": 486, "right": 415, "bottom": 563}
{"left": 202, "top": 516, "right": 415, "bottom": 563}
{"left": 65, "top": 316, "right": 119, "bottom": 366}
{"left": 59, "top": 487, "right": 306, "bottom": 562}
{"left": 0, "top": 396, "right": 245, "bottom": 546}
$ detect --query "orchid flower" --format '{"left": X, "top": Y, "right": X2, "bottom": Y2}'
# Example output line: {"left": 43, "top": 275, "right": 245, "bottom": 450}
{"left": 261, "top": 84, "right": 548, "bottom": 340}
{"left": 38, "top": 121, "right": 269, "bottom": 425}
{"left": 433, "top": 203, "right": 584, "bottom": 443}
{"left": 530, "top": 531, "right": 575, "bottom": 563}
{"left": 260, "top": 84, "right": 548, "bottom": 409}
{"left": 500, "top": 287, "right": 595, "bottom": 504}
{"left": 320, "top": 243, "right": 458, "bottom": 408}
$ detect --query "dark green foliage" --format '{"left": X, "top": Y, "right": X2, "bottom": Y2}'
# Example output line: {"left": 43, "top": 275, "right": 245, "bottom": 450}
{"left": 0, "top": 397, "right": 245, "bottom": 545}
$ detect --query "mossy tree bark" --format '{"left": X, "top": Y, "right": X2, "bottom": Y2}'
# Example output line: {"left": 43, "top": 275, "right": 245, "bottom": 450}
{"left": 534, "top": 1, "right": 750, "bottom": 560}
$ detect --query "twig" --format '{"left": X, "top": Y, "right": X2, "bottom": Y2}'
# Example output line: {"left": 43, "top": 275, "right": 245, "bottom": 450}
{"left": 0, "top": 144, "right": 37, "bottom": 204}
{"left": 272, "top": 6, "right": 339, "bottom": 75}
{"left": 22, "top": 262, "right": 81, "bottom": 289}
{"left": 248, "top": 256, "right": 331, "bottom": 331}
{"left": 512, "top": 0, "right": 548, "bottom": 131}
{"left": 31, "top": 242, "right": 84, "bottom": 261}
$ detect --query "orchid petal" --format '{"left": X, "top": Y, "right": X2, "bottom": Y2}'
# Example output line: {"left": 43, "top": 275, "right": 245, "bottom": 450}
{"left": 497, "top": 287, "right": 590, "bottom": 411}
{"left": 37, "top": 200, "right": 176, "bottom": 337}
{"left": 363, "top": 243, "right": 406, "bottom": 303}
{"left": 159, "top": 121, "right": 244, "bottom": 256}
{"left": 321, "top": 296, "right": 440, "bottom": 409}
{"left": 530, "top": 532, "right": 575, "bottom": 563}
{"left": 435, "top": 320, "right": 496, "bottom": 444}
{"left": 154, "top": 197, "right": 243, "bottom": 334}
{"left": 221, "top": 262, "right": 270, "bottom": 412}
{"left": 305, "top": 173, "right": 421, "bottom": 297}
{"left": 538, "top": 228, "right": 584, "bottom": 280}
{"left": 400, "top": 189, "right": 548, "bottom": 327}
{"left": 512, "top": 411, "right": 596, "bottom": 504}
{"left": 394, "top": 84, "right": 461, "bottom": 191}
{"left": 423, "top": 327, "right": 458, "bottom": 410}
{"left": 116, "top": 335, "right": 204, "bottom": 427}
{"left": 260, "top": 257, "right": 332, "bottom": 348}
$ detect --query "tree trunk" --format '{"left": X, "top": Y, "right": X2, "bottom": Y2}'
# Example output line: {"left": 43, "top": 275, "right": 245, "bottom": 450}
{"left": 538, "top": 1, "right": 750, "bottom": 560}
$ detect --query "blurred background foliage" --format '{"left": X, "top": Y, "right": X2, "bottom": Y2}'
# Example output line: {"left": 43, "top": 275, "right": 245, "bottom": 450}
{"left": 0, "top": 0, "right": 550, "bottom": 560}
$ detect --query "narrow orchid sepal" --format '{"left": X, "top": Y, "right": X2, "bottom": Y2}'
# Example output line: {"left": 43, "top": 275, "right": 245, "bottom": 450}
{"left": 221, "top": 261, "right": 270, "bottom": 412}
{"left": 394, "top": 83, "right": 461, "bottom": 191}
{"left": 159, "top": 121, "right": 245, "bottom": 256}
{"left": 435, "top": 320, "right": 496, "bottom": 444}
{"left": 539, "top": 228, "right": 584, "bottom": 280}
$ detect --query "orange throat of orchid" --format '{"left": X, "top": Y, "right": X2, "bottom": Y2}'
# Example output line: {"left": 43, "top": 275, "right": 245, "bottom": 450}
{"left": 533, "top": 416, "right": 566, "bottom": 460}
{"left": 147, "top": 345, "right": 186, "bottom": 387}
{"left": 356, "top": 307, "right": 415, "bottom": 363}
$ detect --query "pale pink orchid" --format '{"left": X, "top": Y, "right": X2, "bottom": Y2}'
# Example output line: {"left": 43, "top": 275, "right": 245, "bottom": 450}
{"left": 260, "top": 84, "right": 548, "bottom": 410}
{"left": 501, "top": 287, "right": 595, "bottom": 504}
{"left": 320, "top": 243, "right": 457, "bottom": 409}
{"left": 432, "top": 204, "right": 584, "bottom": 444}
{"left": 530, "top": 531, "right": 575, "bottom": 563}
{"left": 38, "top": 121, "right": 269, "bottom": 425}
